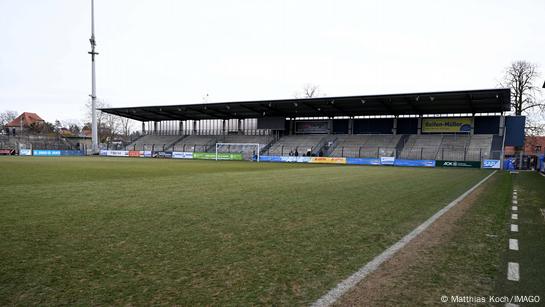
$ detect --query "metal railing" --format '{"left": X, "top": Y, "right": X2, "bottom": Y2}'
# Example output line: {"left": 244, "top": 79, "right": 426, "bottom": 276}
{"left": 143, "top": 129, "right": 271, "bottom": 136}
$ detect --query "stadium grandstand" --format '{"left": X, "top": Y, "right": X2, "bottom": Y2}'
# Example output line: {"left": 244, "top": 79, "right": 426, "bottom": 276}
{"left": 100, "top": 88, "right": 525, "bottom": 164}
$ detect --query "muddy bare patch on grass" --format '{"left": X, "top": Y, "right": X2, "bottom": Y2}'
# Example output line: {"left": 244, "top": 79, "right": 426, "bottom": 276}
{"left": 335, "top": 174, "right": 506, "bottom": 307}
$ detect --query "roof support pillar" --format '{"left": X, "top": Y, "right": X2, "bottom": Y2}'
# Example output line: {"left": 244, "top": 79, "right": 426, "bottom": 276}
{"left": 238, "top": 119, "right": 243, "bottom": 135}
{"left": 417, "top": 116, "right": 422, "bottom": 135}
{"left": 470, "top": 115, "right": 475, "bottom": 135}
{"left": 348, "top": 117, "right": 354, "bottom": 135}
{"left": 193, "top": 120, "right": 197, "bottom": 135}
{"left": 179, "top": 121, "right": 183, "bottom": 135}
{"left": 153, "top": 121, "right": 158, "bottom": 135}
{"left": 328, "top": 117, "right": 333, "bottom": 135}
{"left": 392, "top": 116, "right": 398, "bottom": 135}
{"left": 222, "top": 120, "right": 226, "bottom": 136}
{"left": 142, "top": 122, "right": 146, "bottom": 135}
{"left": 499, "top": 115, "right": 505, "bottom": 137}
{"left": 289, "top": 118, "right": 294, "bottom": 135}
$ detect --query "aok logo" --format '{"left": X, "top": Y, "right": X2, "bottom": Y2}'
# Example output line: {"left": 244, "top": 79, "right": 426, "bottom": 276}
{"left": 443, "top": 161, "right": 457, "bottom": 166}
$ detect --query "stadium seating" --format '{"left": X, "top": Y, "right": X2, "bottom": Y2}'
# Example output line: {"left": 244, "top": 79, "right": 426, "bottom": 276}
{"left": 330, "top": 134, "right": 401, "bottom": 158}
{"left": 399, "top": 134, "right": 494, "bottom": 161}
{"left": 466, "top": 134, "right": 494, "bottom": 161}
{"left": 0, "top": 135, "right": 74, "bottom": 151}
{"left": 399, "top": 135, "right": 443, "bottom": 160}
{"left": 170, "top": 135, "right": 218, "bottom": 152}
{"left": 265, "top": 134, "right": 325, "bottom": 156}
{"left": 124, "top": 132, "right": 496, "bottom": 162}
{"left": 128, "top": 135, "right": 184, "bottom": 151}
{"left": 434, "top": 134, "right": 470, "bottom": 160}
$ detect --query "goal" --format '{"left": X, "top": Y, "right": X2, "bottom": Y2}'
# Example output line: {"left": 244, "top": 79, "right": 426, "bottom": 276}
{"left": 215, "top": 143, "right": 261, "bottom": 162}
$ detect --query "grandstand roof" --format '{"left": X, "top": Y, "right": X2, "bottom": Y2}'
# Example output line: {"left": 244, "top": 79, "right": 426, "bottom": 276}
{"left": 100, "top": 88, "right": 511, "bottom": 122}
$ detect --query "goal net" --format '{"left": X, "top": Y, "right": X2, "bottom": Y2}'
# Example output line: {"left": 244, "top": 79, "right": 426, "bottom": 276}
{"left": 215, "top": 143, "right": 261, "bottom": 162}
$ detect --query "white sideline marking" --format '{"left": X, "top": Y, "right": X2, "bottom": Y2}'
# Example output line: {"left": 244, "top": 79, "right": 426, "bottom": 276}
{"left": 512, "top": 206, "right": 518, "bottom": 211}
{"left": 511, "top": 213, "right": 518, "bottom": 220}
{"left": 512, "top": 195, "right": 517, "bottom": 200}
{"left": 513, "top": 200, "right": 518, "bottom": 205}
{"left": 509, "top": 239, "right": 519, "bottom": 251}
{"left": 511, "top": 224, "right": 518, "bottom": 232}
{"left": 507, "top": 262, "right": 520, "bottom": 281}
{"left": 311, "top": 171, "right": 497, "bottom": 307}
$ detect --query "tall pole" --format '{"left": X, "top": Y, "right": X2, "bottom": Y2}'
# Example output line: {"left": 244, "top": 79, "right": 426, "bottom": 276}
{"left": 88, "top": 0, "right": 99, "bottom": 153}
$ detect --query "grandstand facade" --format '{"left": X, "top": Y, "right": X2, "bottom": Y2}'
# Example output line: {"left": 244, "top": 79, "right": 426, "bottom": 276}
{"left": 101, "top": 88, "right": 525, "bottom": 162}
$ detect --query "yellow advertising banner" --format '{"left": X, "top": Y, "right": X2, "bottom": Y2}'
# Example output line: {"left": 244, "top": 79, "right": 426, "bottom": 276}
{"left": 422, "top": 117, "right": 473, "bottom": 133}
{"left": 310, "top": 157, "right": 347, "bottom": 164}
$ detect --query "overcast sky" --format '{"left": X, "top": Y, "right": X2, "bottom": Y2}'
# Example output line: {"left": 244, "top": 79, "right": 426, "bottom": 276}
{"left": 1, "top": 0, "right": 544, "bottom": 124}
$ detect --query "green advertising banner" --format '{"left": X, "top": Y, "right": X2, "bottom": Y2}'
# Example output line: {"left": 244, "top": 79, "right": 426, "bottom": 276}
{"left": 436, "top": 160, "right": 481, "bottom": 168}
{"left": 193, "top": 152, "right": 243, "bottom": 160}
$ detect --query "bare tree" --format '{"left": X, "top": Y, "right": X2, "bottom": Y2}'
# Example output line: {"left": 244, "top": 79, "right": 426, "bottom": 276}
{"left": 0, "top": 110, "right": 18, "bottom": 129}
{"left": 294, "top": 84, "right": 324, "bottom": 98}
{"left": 84, "top": 99, "right": 131, "bottom": 141}
{"left": 119, "top": 117, "right": 131, "bottom": 137}
{"left": 500, "top": 61, "right": 544, "bottom": 116}
{"left": 84, "top": 99, "right": 109, "bottom": 130}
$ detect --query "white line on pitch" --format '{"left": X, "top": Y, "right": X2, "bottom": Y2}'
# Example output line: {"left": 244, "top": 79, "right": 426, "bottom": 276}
{"left": 512, "top": 206, "right": 518, "bottom": 211}
{"left": 511, "top": 224, "right": 518, "bottom": 232}
{"left": 513, "top": 200, "right": 518, "bottom": 205}
{"left": 511, "top": 213, "right": 518, "bottom": 220}
{"left": 311, "top": 171, "right": 498, "bottom": 307}
{"left": 507, "top": 262, "right": 520, "bottom": 281}
{"left": 509, "top": 239, "right": 519, "bottom": 251}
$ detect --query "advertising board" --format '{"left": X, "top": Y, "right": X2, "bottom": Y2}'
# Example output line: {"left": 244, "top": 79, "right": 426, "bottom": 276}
{"left": 436, "top": 160, "right": 481, "bottom": 168}
{"left": 422, "top": 117, "right": 473, "bottom": 133}
{"left": 482, "top": 159, "right": 501, "bottom": 169}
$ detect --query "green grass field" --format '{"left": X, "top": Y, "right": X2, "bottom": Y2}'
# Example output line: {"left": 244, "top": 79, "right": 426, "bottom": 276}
{"left": 0, "top": 157, "right": 495, "bottom": 305}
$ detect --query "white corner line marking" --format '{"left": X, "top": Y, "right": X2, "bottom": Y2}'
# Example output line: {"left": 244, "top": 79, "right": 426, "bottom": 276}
{"left": 511, "top": 224, "right": 519, "bottom": 232}
{"left": 509, "top": 239, "right": 519, "bottom": 251}
{"left": 311, "top": 171, "right": 497, "bottom": 307}
{"left": 507, "top": 262, "right": 520, "bottom": 281}
{"left": 511, "top": 213, "right": 518, "bottom": 220}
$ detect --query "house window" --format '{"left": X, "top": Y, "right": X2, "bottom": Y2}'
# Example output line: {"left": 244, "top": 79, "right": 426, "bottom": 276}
{"left": 535, "top": 145, "right": 542, "bottom": 153}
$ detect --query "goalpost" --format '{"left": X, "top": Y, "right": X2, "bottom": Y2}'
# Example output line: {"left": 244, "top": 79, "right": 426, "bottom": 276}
{"left": 215, "top": 143, "right": 261, "bottom": 162}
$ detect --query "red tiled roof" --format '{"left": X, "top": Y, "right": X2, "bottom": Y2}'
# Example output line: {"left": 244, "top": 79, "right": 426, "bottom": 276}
{"left": 5, "top": 112, "right": 44, "bottom": 128}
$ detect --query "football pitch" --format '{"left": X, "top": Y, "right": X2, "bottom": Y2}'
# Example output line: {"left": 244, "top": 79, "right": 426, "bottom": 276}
{"left": 0, "top": 157, "right": 523, "bottom": 305}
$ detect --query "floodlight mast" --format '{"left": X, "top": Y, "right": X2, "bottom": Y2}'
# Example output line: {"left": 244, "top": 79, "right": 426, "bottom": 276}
{"left": 88, "top": 0, "right": 99, "bottom": 153}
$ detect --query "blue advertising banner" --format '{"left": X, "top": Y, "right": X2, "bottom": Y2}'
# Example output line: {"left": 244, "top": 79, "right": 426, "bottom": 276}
{"left": 259, "top": 156, "right": 311, "bottom": 163}
{"left": 60, "top": 150, "right": 83, "bottom": 156}
{"left": 394, "top": 159, "right": 435, "bottom": 167}
{"left": 346, "top": 158, "right": 381, "bottom": 165}
{"left": 33, "top": 150, "right": 61, "bottom": 156}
